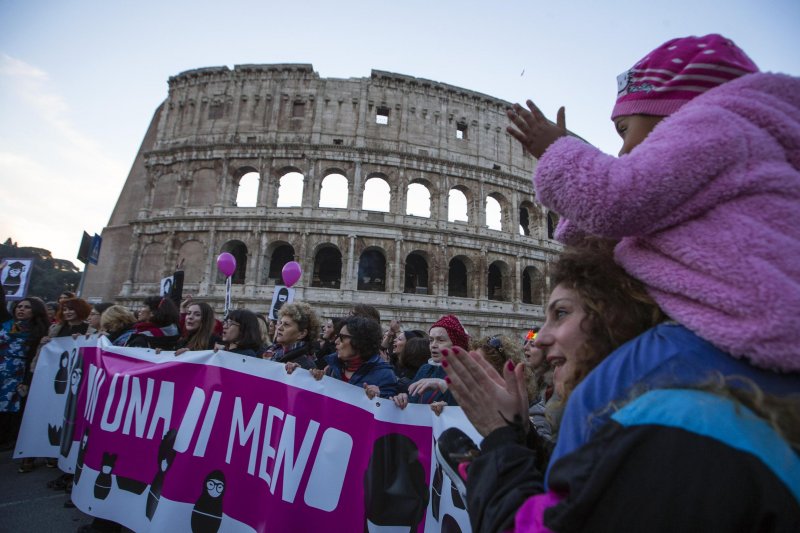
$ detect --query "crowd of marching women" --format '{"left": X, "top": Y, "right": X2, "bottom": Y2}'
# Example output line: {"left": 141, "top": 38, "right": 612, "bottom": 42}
{"left": 2, "top": 33, "right": 799, "bottom": 532}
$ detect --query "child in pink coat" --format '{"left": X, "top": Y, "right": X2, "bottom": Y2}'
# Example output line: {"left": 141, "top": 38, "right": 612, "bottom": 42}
{"left": 508, "top": 33, "right": 800, "bottom": 373}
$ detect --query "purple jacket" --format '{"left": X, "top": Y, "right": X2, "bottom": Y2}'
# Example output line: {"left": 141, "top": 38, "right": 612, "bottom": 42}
{"left": 534, "top": 73, "right": 800, "bottom": 373}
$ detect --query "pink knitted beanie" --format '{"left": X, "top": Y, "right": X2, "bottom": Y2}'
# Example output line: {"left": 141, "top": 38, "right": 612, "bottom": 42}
{"left": 612, "top": 34, "right": 758, "bottom": 120}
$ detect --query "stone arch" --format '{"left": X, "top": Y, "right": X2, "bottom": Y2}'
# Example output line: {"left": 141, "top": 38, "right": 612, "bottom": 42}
{"left": 485, "top": 192, "right": 510, "bottom": 232}
{"left": 448, "top": 186, "right": 470, "bottom": 223}
{"left": 357, "top": 248, "right": 387, "bottom": 291}
{"left": 266, "top": 242, "right": 295, "bottom": 284}
{"left": 404, "top": 251, "right": 430, "bottom": 294}
{"left": 319, "top": 171, "right": 349, "bottom": 208}
{"left": 519, "top": 200, "right": 540, "bottom": 236}
{"left": 233, "top": 166, "right": 260, "bottom": 207}
{"left": 362, "top": 174, "right": 391, "bottom": 212}
{"left": 312, "top": 244, "right": 343, "bottom": 289}
{"left": 406, "top": 181, "right": 431, "bottom": 218}
{"left": 521, "top": 265, "right": 546, "bottom": 305}
{"left": 138, "top": 242, "right": 166, "bottom": 283}
{"left": 448, "top": 255, "right": 474, "bottom": 298}
{"left": 547, "top": 211, "right": 560, "bottom": 239}
{"left": 277, "top": 169, "right": 304, "bottom": 207}
{"left": 177, "top": 240, "right": 205, "bottom": 284}
{"left": 151, "top": 173, "right": 178, "bottom": 210}
{"left": 488, "top": 259, "right": 511, "bottom": 301}
{"left": 189, "top": 167, "right": 217, "bottom": 206}
{"left": 219, "top": 240, "right": 248, "bottom": 284}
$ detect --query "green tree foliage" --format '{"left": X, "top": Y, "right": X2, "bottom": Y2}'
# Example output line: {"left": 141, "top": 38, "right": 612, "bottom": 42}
{"left": 1, "top": 238, "right": 81, "bottom": 302}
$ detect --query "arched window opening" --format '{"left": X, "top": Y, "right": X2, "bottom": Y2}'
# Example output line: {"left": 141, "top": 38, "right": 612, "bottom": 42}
{"left": 219, "top": 240, "right": 247, "bottom": 285}
{"left": 277, "top": 171, "right": 304, "bottom": 207}
{"left": 486, "top": 196, "right": 502, "bottom": 231}
{"left": 519, "top": 206, "right": 530, "bottom": 236}
{"left": 235, "top": 171, "right": 259, "bottom": 207}
{"left": 547, "top": 212, "right": 560, "bottom": 239}
{"left": 406, "top": 183, "right": 431, "bottom": 218}
{"left": 268, "top": 244, "right": 295, "bottom": 284}
{"left": 312, "top": 247, "right": 342, "bottom": 289}
{"left": 362, "top": 177, "right": 390, "bottom": 212}
{"left": 448, "top": 258, "right": 469, "bottom": 298}
{"left": 404, "top": 253, "right": 429, "bottom": 294}
{"left": 358, "top": 250, "right": 386, "bottom": 291}
{"left": 319, "top": 174, "right": 349, "bottom": 208}
{"left": 488, "top": 262, "right": 504, "bottom": 301}
{"left": 448, "top": 189, "right": 468, "bottom": 223}
{"left": 522, "top": 266, "right": 546, "bottom": 305}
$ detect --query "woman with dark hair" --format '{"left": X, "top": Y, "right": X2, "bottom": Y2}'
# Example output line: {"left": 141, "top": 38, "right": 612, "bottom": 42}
{"left": 175, "top": 302, "right": 220, "bottom": 354}
{"left": 394, "top": 335, "right": 430, "bottom": 394}
{"left": 313, "top": 317, "right": 343, "bottom": 369}
{"left": 86, "top": 302, "right": 114, "bottom": 335}
{"left": 441, "top": 240, "right": 800, "bottom": 531}
{"left": 295, "top": 315, "right": 397, "bottom": 398}
{"left": 0, "top": 297, "right": 49, "bottom": 456}
{"left": 127, "top": 296, "right": 180, "bottom": 349}
{"left": 270, "top": 302, "right": 320, "bottom": 369}
{"left": 45, "top": 301, "right": 58, "bottom": 324}
{"left": 215, "top": 309, "right": 262, "bottom": 358}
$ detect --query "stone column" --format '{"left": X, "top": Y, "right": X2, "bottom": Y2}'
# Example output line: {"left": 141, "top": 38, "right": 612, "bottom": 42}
{"left": 345, "top": 234, "right": 356, "bottom": 290}
{"left": 393, "top": 238, "right": 403, "bottom": 293}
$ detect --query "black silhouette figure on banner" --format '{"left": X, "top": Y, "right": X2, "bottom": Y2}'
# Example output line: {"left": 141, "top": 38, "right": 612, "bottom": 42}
{"left": 441, "top": 514, "right": 463, "bottom": 533}
{"left": 74, "top": 428, "right": 90, "bottom": 486}
{"left": 94, "top": 452, "right": 117, "bottom": 500}
{"left": 2, "top": 261, "right": 25, "bottom": 296}
{"left": 432, "top": 461, "right": 444, "bottom": 521}
{"left": 450, "top": 479, "right": 465, "bottom": 510}
{"left": 363, "top": 433, "right": 429, "bottom": 532}
{"left": 191, "top": 470, "right": 226, "bottom": 533}
{"left": 47, "top": 424, "right": 62, "bottom": 446}
{"left": 60, "top": 350, "right": 83, "bottom": 458}
{"left": 146, "top": 429, "right": 178, "bottom": 521}
{"left": 54, "top": 350, "right": 69, "bottom": 394}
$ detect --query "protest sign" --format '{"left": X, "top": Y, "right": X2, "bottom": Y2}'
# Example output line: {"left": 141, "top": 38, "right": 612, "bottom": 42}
{"left": 18, "top": 338, "right": 477, "bottom": 532}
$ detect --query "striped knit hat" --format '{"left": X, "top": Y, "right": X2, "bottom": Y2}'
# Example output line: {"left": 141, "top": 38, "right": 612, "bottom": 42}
{"left": 612, "top": 34, "right": 758, "bottom": 120}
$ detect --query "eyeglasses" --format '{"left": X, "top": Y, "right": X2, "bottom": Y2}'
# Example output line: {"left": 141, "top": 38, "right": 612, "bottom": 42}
{"left": 223, "top": 320, "right": 240, "bottom": 328}
{"left": 335, "top": 333, "right": 352, "bottom": 342}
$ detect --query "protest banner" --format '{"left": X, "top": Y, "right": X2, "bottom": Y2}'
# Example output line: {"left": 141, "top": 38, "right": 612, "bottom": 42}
{"left": 17, "top": 338, "right": 478, "bottom": 532}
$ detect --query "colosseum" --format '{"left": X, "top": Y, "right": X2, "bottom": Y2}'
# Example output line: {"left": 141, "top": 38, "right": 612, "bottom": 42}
{"left": 83, "top": 63, "right": 563, "bottom": 338}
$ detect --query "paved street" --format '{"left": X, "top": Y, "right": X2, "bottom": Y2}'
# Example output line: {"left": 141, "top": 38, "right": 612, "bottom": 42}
{"left": 0, "top": 450, "right": 93, "bottom": 533}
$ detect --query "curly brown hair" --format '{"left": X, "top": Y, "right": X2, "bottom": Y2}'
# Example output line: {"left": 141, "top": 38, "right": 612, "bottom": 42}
{"left": 57, "top": 297, "right": 93, "bottom": 322}
{"left": 550, "top": 239, "right": 666, "bottom": 395}
{"left": 278, "top": 301, "right": 320, "bottom": 344}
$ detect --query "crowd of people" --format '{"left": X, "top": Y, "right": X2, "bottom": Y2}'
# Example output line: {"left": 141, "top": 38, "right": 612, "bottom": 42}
{"left": 1, "top": 33, "right": 798, "bottom": 532}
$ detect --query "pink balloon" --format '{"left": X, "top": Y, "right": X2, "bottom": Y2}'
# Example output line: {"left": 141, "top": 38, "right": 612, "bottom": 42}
{"left": 216, "top": 252, "right": 237, "bottom": 277}
{"left": 282, "top": 261, "right": 302, "bottom": 288}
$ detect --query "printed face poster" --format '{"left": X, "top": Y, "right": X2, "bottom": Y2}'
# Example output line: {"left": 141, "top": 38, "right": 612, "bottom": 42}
{"left": 17, "top": 338, "right": 478, "bottom": 532}
{"left": 1, "top": 257, "right": 33, "bottom": 301}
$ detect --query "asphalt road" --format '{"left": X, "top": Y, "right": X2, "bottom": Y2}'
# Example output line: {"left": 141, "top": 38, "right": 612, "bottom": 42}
{"left": 0, "top": 450, "right": 94, "bottom": 533}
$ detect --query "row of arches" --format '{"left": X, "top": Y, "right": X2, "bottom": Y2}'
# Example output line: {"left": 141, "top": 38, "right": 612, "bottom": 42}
{"left": 235, "top": 170, "right": 558, "bottom": 236}
{"left": 151, "top": 165, "right": 559, "bottom": 238}
{"left": 138, "top": 238, "right": 547, "bottom": 305}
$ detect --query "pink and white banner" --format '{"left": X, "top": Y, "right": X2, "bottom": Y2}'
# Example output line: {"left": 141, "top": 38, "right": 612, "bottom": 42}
{"left": 17, "top": 338, "right": 478, "bottom": 532}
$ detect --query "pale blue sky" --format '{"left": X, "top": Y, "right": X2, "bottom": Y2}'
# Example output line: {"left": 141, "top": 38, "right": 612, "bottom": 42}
{"left": 1, "top": 0, "right": 798, "bottom": 262}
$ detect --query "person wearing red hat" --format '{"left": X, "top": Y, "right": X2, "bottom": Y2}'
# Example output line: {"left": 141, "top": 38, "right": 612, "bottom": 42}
{"left": 391, "top": 314, "right": 468, "bottom": 409}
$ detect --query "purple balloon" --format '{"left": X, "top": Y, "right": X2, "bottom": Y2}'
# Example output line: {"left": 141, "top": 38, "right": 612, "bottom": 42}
{"left": 216, "top": 252, "right": 237, "bottom": 277}
{"left": 282, "top": 261, "right": 302, "bottom": 288}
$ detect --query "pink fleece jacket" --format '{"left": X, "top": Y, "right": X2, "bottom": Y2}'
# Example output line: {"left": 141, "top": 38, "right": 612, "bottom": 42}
{"left": 534, "top": 73, "right": 800, "bottom": 373}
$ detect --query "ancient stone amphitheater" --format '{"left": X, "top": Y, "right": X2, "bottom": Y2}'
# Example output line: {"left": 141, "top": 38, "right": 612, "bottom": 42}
{"left": 83, "top": 64, "right": 562, "bottom": 338}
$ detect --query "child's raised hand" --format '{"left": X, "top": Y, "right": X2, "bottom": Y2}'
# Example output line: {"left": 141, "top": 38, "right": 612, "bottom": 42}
{"left": 506, "top": 101, "right": 567, "bottom": 158}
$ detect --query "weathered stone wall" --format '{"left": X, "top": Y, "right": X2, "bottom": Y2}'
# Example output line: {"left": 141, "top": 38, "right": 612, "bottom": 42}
{"left": 83, "top": 64, "right": 562, "bottom": 339}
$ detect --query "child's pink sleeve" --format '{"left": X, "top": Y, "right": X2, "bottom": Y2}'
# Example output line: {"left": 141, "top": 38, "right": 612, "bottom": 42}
{"left": 533, "top": 106, "right": 745, "bottom": 238}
